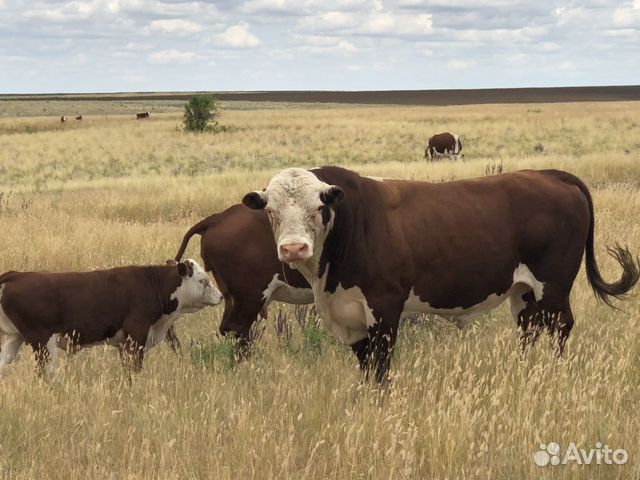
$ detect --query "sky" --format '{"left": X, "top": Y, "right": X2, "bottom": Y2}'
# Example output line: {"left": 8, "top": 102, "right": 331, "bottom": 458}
{"left": 1, "top": 0, "right": 639, "bottom": 93}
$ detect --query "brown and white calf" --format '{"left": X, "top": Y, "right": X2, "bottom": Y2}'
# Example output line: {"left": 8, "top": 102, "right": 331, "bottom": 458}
{"left": 0, "top": 260, "right": 222, "bottom": 377}
{"left": 171, "top": 204, "right": 312, "bottom": 348}
{"left": 425, "top": 132, "right": 462, "bottom": 160}
{"left": 243, "top": 166, "right": 639, "bottom": 383}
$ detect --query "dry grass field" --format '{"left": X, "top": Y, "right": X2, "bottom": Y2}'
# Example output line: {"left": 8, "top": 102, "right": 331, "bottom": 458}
{"left": 0, "top": 99, "right": 639, "bottom": 479}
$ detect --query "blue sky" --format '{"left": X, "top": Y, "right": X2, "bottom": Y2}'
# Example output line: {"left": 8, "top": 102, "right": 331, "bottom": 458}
{"left": 1, "top": 0, "right": 639, "bottom": 93}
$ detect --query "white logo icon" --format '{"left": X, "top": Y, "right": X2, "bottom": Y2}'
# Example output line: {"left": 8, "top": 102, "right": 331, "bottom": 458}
{"left": 534, "top": 442, "right": 628, "bottom": 467}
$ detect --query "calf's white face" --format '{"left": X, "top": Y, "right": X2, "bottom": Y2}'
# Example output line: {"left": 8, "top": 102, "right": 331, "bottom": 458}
{"left": 175, "top": 259, "right": 222, "bottom": 312}
{"left": 243, "top": 168, "right": 345, "bottom": 264}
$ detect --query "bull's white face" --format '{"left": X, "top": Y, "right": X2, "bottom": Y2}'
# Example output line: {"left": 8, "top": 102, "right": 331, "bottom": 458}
{"left": 175, "top": 259, "right": 222, "bottom": 313}
{"left": 243, "top": 168, "right": 345, "bottom": 265}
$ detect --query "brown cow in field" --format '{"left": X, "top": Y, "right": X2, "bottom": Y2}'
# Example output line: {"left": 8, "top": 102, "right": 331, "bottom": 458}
{"left": 60, "top": 116, "right": 68, "bottom": 123}
{"left": 136, "top": 111, "right": 150, "bottom": 119}
{"left": 0, "top": 260, "right": 222, "bottom": 377}
{"left": 169, "top": 204, "right": 312, "bottom": 349}
{"left": 243, "top": 166, "right": 639, "bottom": 383}
{"left": 75, "top": 115, "right": 83, "bottom": 121}
{"left": 425, "top": 132, "right": 462, "bottom": 160}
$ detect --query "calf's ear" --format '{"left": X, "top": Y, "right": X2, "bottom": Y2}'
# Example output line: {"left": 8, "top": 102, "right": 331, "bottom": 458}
{"left": 243, "top": 191, "right": 267, "bottom": 210}
{"left": 178, "top": 262, "right": 189, "bottom": 278}
{"left": 320, "top": 185, "right": 345, "bottom": 207}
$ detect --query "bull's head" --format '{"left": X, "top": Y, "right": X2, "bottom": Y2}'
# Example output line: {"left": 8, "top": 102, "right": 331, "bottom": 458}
{"left": 242, "top": 168, "right": 345, "bottom": 265}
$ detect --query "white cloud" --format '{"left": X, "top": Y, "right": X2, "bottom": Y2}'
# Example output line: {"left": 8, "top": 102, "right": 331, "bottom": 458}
{"left": 23, "top": 1, "right": 96, "bottom": 22}
{"left": 269, "top": 49, "right": 296, "bottom": 60}
{"left": 293, "top": 34, "right": 358, "bottom": 55}
{"left": 125, "top": 41, "right": 153, "bottom": 51}
{"left": 398, "top": 0, "right": 520, "bottom": 7}
{"left": 558, "top": 60, "right": 576, "bottom": 71}
{"left": 108, "top": 0, "right": 216, "bottom": 16}
{"left": 612, "top": 6, "right": 640, "bottom": 28}
{"left": 447, "top": 59, "right": 472, "bottom": 70}
{"left": 538, "top": 41, "right": 560, "bottom": 52}
{"left": 242, "top": 0, "right": 307, "bottom": 15}
{"left": 147, "top": 19, "right": 205, "bottom": 34}
{"left": 243, "top": 0, "right": 367, "bottom": 15}
{"left": 297, "top": 11, "right": 355, "bottom": 31}
{"left": 149, "top": 49, "right": 196, "bottom": 64}
{"left": 2, "top": 0, "right": 640, "bottom": 93}
{"left": 216, "top": 22, "right": 261, "bottom": 48}
{"left": 361, "top": 11, "right": 433, "bottom": 36}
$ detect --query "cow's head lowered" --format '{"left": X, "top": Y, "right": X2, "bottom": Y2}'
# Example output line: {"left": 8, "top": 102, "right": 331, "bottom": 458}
{"left": 243, "top": 168, "right": 345, "bottom": 264}
{"left": 171, "top": 259, "right": 223, "bottom": 312}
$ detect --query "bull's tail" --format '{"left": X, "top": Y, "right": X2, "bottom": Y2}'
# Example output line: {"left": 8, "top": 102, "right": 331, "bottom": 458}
{"left": 565, "top": 173, "right": 640, "bottom": 307}
{"left": 174, "top": 215, "right": 216, "bottom": 262}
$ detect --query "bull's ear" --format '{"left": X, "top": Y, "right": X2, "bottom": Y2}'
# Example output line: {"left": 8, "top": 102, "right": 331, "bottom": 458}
{"left": 243, "top": 191, "right": 267, "bottom": 210}
{"left": 320, "top": 185, "right": 345, "bottom": 207}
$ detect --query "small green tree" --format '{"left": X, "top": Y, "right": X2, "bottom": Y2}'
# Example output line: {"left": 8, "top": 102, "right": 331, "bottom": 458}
{"left": 183, "top": 94, "right": 220, "bottom": 133}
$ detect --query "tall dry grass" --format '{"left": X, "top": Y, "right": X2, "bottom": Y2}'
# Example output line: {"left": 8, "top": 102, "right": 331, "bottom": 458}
{"left": 0, "top": 100, "right": 639, "bottom": 479}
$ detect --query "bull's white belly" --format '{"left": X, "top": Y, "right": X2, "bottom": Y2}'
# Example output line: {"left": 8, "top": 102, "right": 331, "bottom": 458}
{"left": 402, "top": 263, "right": 544, "bottom": 326}
{"left": 309, "top": 263, "right": 544, "bottom": 344}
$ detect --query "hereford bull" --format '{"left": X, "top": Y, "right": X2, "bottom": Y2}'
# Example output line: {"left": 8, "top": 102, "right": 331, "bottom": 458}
{"left": 425, "top": 132, "right": 462, "bottom": 160}
{"left": 0, "top": 259, "right": 222, "bottom": 377}
{"left": 171, "top": 204, "right": 312, "bottom": 348}
{"left": 243, "top": 166, "right": 639, "bottom": 383}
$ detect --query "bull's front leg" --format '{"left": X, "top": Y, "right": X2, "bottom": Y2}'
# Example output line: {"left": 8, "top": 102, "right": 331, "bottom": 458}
{"left": 367, "top": 303, "right": 402, "bottom": 384}
{"left": 350, "top": 337, "right": 370, "bottom": 372}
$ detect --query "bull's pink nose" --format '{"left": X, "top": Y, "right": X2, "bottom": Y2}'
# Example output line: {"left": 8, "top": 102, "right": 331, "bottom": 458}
{"left": 280, "top": 243, "right": 308, "bottom": 260}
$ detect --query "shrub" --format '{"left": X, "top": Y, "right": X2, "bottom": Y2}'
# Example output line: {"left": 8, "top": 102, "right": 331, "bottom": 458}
{"left": 183, "top": 94, "right": 221, "bottom": 133}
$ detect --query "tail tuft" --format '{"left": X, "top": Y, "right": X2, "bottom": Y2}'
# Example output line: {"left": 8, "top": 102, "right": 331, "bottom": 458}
{"left": 588, "top": 243, "right": 640, "bottom": 307}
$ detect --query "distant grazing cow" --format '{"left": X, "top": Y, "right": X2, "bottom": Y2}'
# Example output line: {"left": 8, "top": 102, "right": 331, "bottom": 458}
{"left": 425, "top": 132, "right": 462, "bottom": 160}
{"left": 136, "top": 111, "right": 150, "bottom": 119}
{"left": 0, "top": 260, "right": 222, "bottom": 377}
{"left": 75, "top": 115, "right": 83, "bottom": 121}
{"left": 169, "top": 204, "right": 312, "bottom": 350}
{"left": 60, "top": 116, "right": 68, "bottom": 123}
{"left": 243, "top": 166, "right": 639, "bottom": 383}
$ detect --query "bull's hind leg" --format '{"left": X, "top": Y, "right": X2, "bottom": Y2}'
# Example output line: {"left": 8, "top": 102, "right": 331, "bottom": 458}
{"left": 511, "top": 289, "right": 574, "bottom": 356}
{"left": 552, "top": 299, "right": 574, "bottom": 357}
{"left": 511, "top": 290, "right": 545, "bottom": 351}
